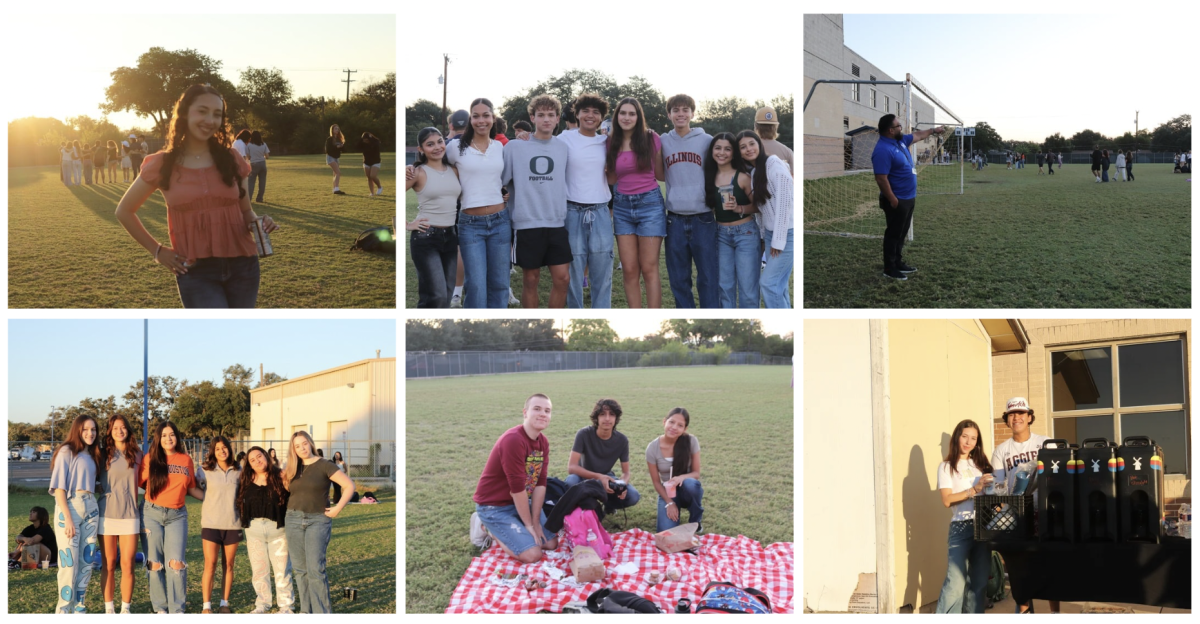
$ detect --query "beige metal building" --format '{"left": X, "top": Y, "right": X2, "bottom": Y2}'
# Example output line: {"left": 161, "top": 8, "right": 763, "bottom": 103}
{"left": 250, "top": 356, "right": 396, "bottom": 481}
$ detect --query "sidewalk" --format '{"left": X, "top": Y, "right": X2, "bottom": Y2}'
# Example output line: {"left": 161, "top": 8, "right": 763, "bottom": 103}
{"left": 988, "top": 585, "right": 1190, "bottom": 614}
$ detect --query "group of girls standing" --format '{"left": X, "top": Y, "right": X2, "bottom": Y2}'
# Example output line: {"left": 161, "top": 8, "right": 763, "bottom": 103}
{"left": 407, "top": 95, "right": 793, "bottom": 308}
{"left": 48, "top": 414, "right": 355, "bottom": 613}
{"left": 58, "top": 140, "right": 129, "bottom": 186}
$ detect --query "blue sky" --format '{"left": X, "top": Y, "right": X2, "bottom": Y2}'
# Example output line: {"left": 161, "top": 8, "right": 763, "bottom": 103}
{"left": 842, "top": 14, "right": 1188, "bottom": 142}
{"left": 8, "top": 319, "right": 396, "bottom": 424}
{"left": 4, "top": 14, "right": 394, "bottom": 130}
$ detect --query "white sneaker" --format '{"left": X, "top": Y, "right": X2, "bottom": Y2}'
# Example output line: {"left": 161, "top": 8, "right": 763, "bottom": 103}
{"left": 508, "top": 290, "right": 521, "bottom": 306}
{"left": 469, "top": 511, "right": 491, "bottom": 548}
{"left": 376, "top": 187, "right": 384, "bottom": 195}
{"left": 106, "top": 606, "right": 116, "bottom": 614}
{"left": 450, "top": 294, "right": 463, "bottom": 308}
{"left": 120, "top": 607, "right": 131, "bottom": 614}
{"left": 250, "top": 607, "right": 269, "bottom": 614}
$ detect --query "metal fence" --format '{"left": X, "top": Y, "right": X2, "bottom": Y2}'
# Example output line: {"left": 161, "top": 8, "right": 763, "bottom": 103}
{"left": 9, "top": 438, "right": 396, "bottom": 484}
{"left": 405, "top": 350, "right": 791, "bottom": 378}
{"left": 978, "top": 151, "right": 1184, "bottom": 165}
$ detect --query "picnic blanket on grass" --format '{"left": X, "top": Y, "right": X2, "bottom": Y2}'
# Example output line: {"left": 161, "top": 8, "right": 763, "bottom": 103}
{"left": 445, "top": 528, "right": 793, "bottom": 613}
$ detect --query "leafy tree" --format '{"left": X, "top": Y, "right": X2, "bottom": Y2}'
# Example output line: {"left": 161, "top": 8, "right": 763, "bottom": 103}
{"left": 223, "top": 364, "right": 255, "bottom": 388}
{"left": 970, "top": 121, "right": 1004, "bottom": 152}
{"left": 567, "top": 320, "right": 619, "bottom": 351}
{"left": 696, "top": 96, "right": 757, "bottom": 136}
{"left": 121, "top": 375, "right": 187, "bottom": 434}
{"left": 257, "top": 372, "right": 288, "bottom": 388}
{"left": 1151, "top": 114, "right": 1190, "bottom": 152}
{"left": 1070, "top": 129, "right": 1107, "bottom": 151}
{"left": 405, "top": 99, "right": 445, "bottom": 147}
{"left": 771, "top": 94, "right": 795, "bottom": 148}
{"left": 65, "top": 115, "right": 124, "bottom": 149}
{"left": 499, "top": 68, "right": 620, "bottom": 136}
{"left": 501, "top": 319, "right": 565, "bottom": 351}
{"left": 173, "top": 381, "right": 250, "bottom": 438}
{"left": 1042, "top": 132, "right": 1071, "bottom": 152}
{"left": 102, "top": 47, "right": 243, "bottom": 138}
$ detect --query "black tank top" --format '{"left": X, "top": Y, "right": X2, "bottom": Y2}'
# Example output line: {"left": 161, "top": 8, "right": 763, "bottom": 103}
{"left": 715, "top": 170, "right": 753, "bottom": 223}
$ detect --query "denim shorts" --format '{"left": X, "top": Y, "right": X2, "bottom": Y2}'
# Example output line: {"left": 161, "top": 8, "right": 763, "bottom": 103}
{"left": 613, "top": 188, "right": 667, "bottom": 238}
{"left": 475, "top": 503, "right": 556, "bottom": 555}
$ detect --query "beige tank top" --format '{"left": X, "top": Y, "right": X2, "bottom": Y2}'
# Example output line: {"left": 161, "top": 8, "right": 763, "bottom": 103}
{"left": 415, "top": 165, "right": 461, "bottom": 228}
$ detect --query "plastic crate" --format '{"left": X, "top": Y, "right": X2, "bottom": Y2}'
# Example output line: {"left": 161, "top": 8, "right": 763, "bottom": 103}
{"left": 974, "top": 494, "right": 1035, "bottom": 541}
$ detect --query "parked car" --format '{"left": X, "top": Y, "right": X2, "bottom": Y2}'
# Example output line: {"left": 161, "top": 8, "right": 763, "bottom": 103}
{"left": 40, "top": 450, "right": 53, "bottom": 461}
{"left": 9, "top": 447, "right": 20, "bottom": 460}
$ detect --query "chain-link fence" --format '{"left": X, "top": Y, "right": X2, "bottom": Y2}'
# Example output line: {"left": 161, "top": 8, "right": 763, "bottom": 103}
{"left": 977, "top": 151, "right": 1185, "bottom": 165}
{"left": 405, "top": 350, "right": 791, "bottom": 378}
{"left": 9, "top": 438, "right": 396, "bottom": 485}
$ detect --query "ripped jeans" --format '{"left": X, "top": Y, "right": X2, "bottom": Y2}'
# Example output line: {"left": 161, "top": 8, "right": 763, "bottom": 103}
{"left": 246, "top": 518, "right": 294, "bottom": 612}
{"left": 143, "top": 502, "right": 189, "bottom": 613}
{"left": 475, "top": 503, "right": 556, "bottom": 556}
{"left": 54, "top": 493, "right": 99, "bottom": 613}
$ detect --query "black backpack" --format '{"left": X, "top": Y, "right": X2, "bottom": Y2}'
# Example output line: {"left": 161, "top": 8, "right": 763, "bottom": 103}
{"left": 542, "top": 477, "right": 570, "bottom": 515}
{"left": 350, "top": 226, "right": 396, "bottom": 254}
{"left": 585, "top": 589, "right": 662, "bottom": 613}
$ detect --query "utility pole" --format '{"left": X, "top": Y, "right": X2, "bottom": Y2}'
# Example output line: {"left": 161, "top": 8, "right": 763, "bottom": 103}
{"left": 442, "top": 54, "right": 450, "bottom": 135}
{"left": 342, "top": 69, "right": 358, "bottom": 102}
{"left": 1134, "top": 110, "right": 1139, "bottom": 150}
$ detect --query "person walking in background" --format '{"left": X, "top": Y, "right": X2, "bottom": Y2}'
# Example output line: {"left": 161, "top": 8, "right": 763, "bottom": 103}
{"left": 355, "top": 131, "right": 384, "bottom": 196}
{"left": 268, "top": 448, "right": 280, "bottom": 467}
{"left": 238, "top": 447, "right": 294, "bottom": 614}
{"left": 934, "top": 419, "right": 994, "bottom": 614}
{"left": 49, "top": 415, "right": 102, "bottom": 613}
{"left": 325, "top": 124, "right": 347, "bottom": 195}
{"left": 233, "top": 129, "right": 251, "bottom": 160}
{"left": 1045, "top": 150, "right": 1054, "bottom": 175}
{"left": 284, "top": 431, "right": 355, "bottom": 613}
{"left": 92, "top": 141, "right": 108, "bottom": 184}
{"left": 198, "top": 437, "right": 242, "bottom": 614}
{"left": 134, "top": 135, "right": 148, "bottom": 178}
{"left": 106, "top": 140, "right": 120, "bottom": 183}
{"left": 1036, "top": 151, "right": 1045, "bottom": 175}
{"left": 406, "top": 127, "right": 461, "bottom": 308}
{"left": 246, "top": 131, "right": 270, "bottom": 203}
{"left": 1091, "top": 146, "right": 1103, "bottom": 182}
{"left": 1115, "top": 149, "right": 1126, "bottom": 182}
{"left": 70, "top": 140, "right": 83, "bottom": 185}
{"left": 1101, "top": 149, "right": 1111, "bottom": 182}
{"left": 1126, "top": 150, "right": 1135, "bottom": 181}
{"left": 97, "top": 415, "right": 141, "bottom": 614}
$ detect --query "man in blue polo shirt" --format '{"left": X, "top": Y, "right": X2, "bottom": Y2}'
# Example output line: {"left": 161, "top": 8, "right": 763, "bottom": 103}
{"left": 872, "top": 114, "right": 944, "bottom": 280}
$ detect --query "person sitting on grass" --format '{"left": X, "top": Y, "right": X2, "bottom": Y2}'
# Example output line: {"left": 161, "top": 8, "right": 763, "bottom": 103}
{"left": 11, "top": 506, "right": 57, "bottom": 568}
{"left": 566, "top": 398, "right": 640, "bottom": 514}
{"left": 472, "top": 393, "right": 559, "bottom": 563}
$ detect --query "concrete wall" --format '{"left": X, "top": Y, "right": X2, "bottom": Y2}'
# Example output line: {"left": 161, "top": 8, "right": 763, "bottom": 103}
{"left": 803, "top": 320, "right": 878, "bottom": 612}
{"left": 887, "top": 320, "right": 993, "bottom": 612}
{"left": 992, "top": 320, "right": 1191, "bottom": 515}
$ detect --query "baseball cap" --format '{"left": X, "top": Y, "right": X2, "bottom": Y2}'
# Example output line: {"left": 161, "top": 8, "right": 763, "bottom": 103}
{"left": 755, "top": 106, "right": 780, "bottom": 125}
{"left": 128, "top": 134, "right": 137, "bottom": 139}
{"left": 1004, "top": 397, "right": 1031, "bottom": 414}
{"left": 449, "top": 110, "right": 469, "bottom": 130}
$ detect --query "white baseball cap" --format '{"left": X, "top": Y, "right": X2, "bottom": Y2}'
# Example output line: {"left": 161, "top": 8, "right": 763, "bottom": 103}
{"left": 1005, "top": 397, "right": 1031, "bottom": 414}
{"left": 129, "top": 134, "right": 137, "bottom": 139}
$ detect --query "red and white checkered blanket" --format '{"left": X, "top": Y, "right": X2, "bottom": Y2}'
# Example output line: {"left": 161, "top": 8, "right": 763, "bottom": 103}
{"left": 445, "top": 529, "right": 793, "bottom": 613}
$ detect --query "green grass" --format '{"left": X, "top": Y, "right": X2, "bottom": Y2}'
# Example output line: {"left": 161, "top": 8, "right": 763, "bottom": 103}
{"left": 9, "top": 154, "right": 397, "bottom": 308}
{"left": 405, "top": 366, "right": 794, "bottom": 613}
{"left": 804, "top": 163, "right": 1190, "bottom": 308}
{"left": 7, "top": 485, "right": 395, "bottom": 614}
{"left": 404, "top": 182, "right": 793, "bottom": 308}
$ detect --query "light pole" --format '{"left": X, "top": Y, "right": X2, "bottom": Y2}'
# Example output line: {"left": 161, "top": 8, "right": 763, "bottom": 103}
{"left": 440, "top": 53, "right": 450, "bottom": 136}
{"left": 49, "top": 405, "right": 56, "bottom": 449}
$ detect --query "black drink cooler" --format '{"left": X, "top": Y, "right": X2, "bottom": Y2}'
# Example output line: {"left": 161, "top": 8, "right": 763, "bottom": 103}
{"left": 1077, "top": 438, "right": 1119, "bottom": 542}
{"left": 1037, "top": 439, "right": 1077, "bottom": 543}
{"left": 1117, "top": 436, "right": 1165, "bottom": 543}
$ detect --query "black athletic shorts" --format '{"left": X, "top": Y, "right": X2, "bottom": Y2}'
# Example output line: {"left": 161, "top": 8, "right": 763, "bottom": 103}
{"left": 201, "top": 528, "right": 243, "bottom": 546}
{"left": 512, "top": 227, "right": 571, "bottom": 269}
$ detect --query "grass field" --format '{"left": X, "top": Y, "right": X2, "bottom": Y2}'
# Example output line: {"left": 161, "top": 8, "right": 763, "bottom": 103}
{"left": 9, "top": 154, "right": 397, "bottom": 308}
{"left": 6, "top": 485, "right": 396, "bottom": 613}
{"left": 404, "top": 366, "right": 794, "bottom": 613}
{"left": 804, "top": 163, "right": 1190, "bottom": 308}
{"left": 404, "top": 183, "right": 794, "bottom": 308}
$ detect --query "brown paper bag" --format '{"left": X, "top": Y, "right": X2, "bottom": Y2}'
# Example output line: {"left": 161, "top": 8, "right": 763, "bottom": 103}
{"left": 570, "top": 546, "right": 605, "bottom": 583}
{"left": 21, "top": 544, "right": 41, "bottom": 569}
{"left": 654, "top": 522, "right": 700, "bottom": 553}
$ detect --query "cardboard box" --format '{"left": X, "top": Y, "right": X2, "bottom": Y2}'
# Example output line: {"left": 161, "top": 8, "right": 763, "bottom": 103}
{"left": 570, "top": 546, "right": 605, "bottom": 583}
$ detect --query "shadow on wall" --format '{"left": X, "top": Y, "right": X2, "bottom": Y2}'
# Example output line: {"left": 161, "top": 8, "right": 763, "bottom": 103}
{"left": 899, "top": 435, "right": 953, "bottom": 612}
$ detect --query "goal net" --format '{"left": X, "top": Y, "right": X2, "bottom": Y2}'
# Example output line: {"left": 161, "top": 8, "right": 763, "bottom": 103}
{"left": 804, "top": 73, "right": 963, "bottom": 239}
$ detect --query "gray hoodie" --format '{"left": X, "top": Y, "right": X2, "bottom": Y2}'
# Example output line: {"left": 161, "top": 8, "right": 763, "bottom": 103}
{"left": 660, "top": 127, "right": 712, "bottom": 215}
{"left": 501, "top": 136, "right": 571, "bottom": 230}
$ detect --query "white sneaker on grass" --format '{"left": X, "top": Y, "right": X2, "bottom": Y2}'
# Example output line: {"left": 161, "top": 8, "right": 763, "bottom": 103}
{"left": 450, "top": 294, "right": 463, "bottom": 308}
{"left": 508, "top": 289, "right": 521, "bottom": 306}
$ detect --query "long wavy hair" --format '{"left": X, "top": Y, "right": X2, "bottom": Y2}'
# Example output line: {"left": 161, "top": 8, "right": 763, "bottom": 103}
{"left": 202, "top": 435, "right": 237, "bottom": 472}
{"left": 665, "top": 407, "right": 693, "bottom": 478}
{"left": 458, "top": 98, "right": 497, "bottom": 155}
{"left": 284, "top": 430, "right": 319, "bottom": 485}
{"left": 733, "top": 130, "right": 771, "bottom": 208}
{"left": 50, "top": 415, "right": 102, "bottom": 470}
{"left": 146, "top": 421, "right": 185, "bottom": 499}
{"left": 103, "top": 414, "right": 141, "bottom": 471}
{"left": 158, "top": 84, "right": 244, "bottom": 198}
{"left": 944, "top": 419, "right": 994, "bottom": 478}
{"left": 606, "top": 97, "right": 654, "bottom": 173}
{"left": 703, "top": 132, "right": 737, "bottom": 210}
{"left": 236, "top": 446, "right": 287, "bottom": 520}
{"left": 329, "top": 124, "right": 345, "bottom": 144}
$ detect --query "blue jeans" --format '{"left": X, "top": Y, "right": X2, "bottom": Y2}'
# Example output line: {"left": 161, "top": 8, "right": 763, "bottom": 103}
{"left": 935, "top": 521, "right": 989, "bottom": 613}
{"left": 612, "top": 188, "right": 667, "bottom": 238}
{"left": 717, "top": 220, "right": 761, "bottom": 308}
{"left": 760, "top": 229, "right": 793, "bottom": 308}
{"left": 175, "top": 255, "right": 260, "bottom": 308}
{"left": 665, "top": 211, "right": 719, "bottom": 308}
{"left": 566, "top": 201, "right": 614, "bottom": 309}
{"left": 656, "top": 478, "right": 704, "bottom": 532}
{"left": 457, "top": 209, "right": 512, "bottom": 308}
{"left": 564, "top": 472, "right": 641, "bottom": 510}
{"left": 410, "top": 227, "right": 458, "bottom": 308}
{"left": 248, "top": 160, "right": 267, "bottom": 201}
{"left": 475, "top": 504, "right": 556, "bottom": 556}
{"left": 285, "top": 510, "right": 333, "bottom": 614}
{"left": 143, "top": 502, "right": 189, "bottom": 614}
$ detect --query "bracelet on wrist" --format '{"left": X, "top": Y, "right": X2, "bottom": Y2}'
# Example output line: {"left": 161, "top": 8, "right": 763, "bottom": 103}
{"left": 154, "top": 243, "right": 162, "bottom": 261}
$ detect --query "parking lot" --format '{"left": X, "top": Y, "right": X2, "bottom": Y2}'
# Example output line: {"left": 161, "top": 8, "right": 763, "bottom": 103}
{"left": 7, "top": 458, "right": 52, "bottom": 485}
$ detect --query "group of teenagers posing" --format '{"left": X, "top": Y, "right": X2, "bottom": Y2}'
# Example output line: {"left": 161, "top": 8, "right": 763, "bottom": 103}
{"left": 473, "top": 396, "right": 703, "bottom": 563}
{"left": 38, "top": 413, "right": 355, "bottom": 614}
{"left": 406, "top": 92, "right": 794, "bottom": 309}
{"left": 58, "top": 135, "right": 147, "bottom": 186}
{"left": 935, "top": 397, "right": 1060, "bottom": 614}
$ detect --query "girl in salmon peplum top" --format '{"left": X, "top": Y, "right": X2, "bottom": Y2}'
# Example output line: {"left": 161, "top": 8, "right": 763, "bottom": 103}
{"left": 115, "top": 84, "right": 280, "bottom": 308}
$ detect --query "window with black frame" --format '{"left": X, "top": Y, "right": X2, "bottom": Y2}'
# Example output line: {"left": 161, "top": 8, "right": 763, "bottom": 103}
{"left": 1049, "top": 339, "right": 1188, "bottom": 475}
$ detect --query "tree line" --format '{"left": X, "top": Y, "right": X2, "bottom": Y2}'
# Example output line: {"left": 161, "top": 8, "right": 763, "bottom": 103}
{"left": 8, "top": 47, "right": 396, "bottom": 168}
{"left": 405, "top": 68, "right": 792, "bottom": 149}
{"left": 8, "top": 364, "right": 287, "bottom": 444}
{"left": 956, "top": 115, "right": 1190, "bottom": 155}
{"left": 405, "top": 319, "right": 793, "bottom": 357}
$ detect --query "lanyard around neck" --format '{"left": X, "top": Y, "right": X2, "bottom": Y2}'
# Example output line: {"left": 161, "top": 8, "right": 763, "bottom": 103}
{"left": 891, "top": 136, "right": 912, "bottom": 169}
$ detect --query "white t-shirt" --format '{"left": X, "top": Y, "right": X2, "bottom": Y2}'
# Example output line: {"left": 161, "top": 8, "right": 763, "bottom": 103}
{"left": 991, "top": 433, "right": 1050, "bottom": 483}
{"left": 937, "top": 459, "right": 984, "bottom": 521}
{"left": 445, "top": 138, "right": 505, "bottom": 209}
{"left": 555, "top": 129, "right": 611, "bottom": 204}
{"left": 233, "top": 139, "right": 248, "bottom": 159}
